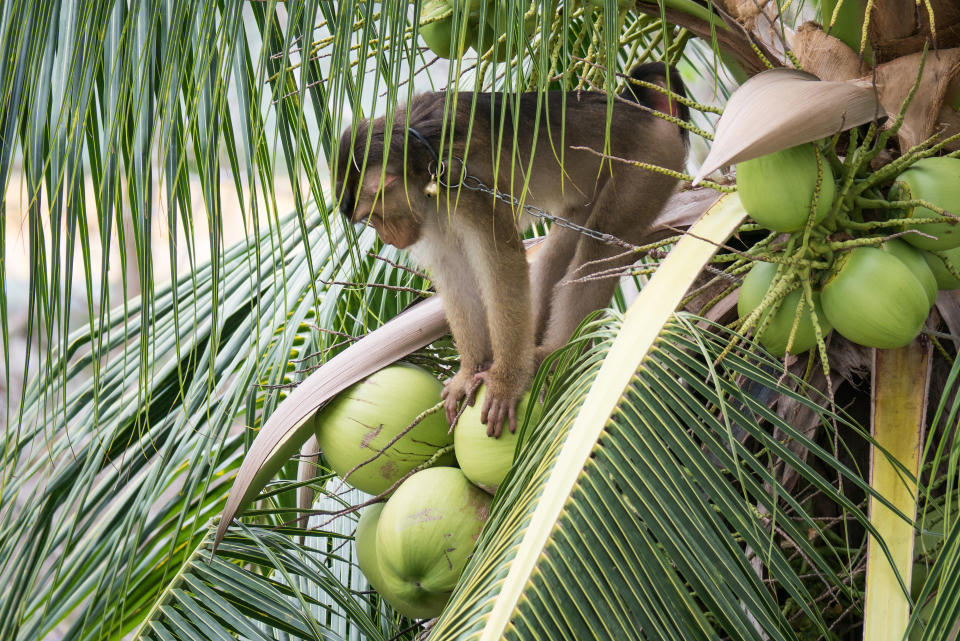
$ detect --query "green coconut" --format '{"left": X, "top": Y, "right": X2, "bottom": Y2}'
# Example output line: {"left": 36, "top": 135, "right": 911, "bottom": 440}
{"left": 355, "top": 504, "right": 388, "bottom": 594}
{"left": 486, "top": 1, "right": 539, "bottom": 37}
{"left": 736, "top": 143, "right": 836, "bottom": 233}
{"left": 419, "top": 0, "right": 468, "bottom": 58}
{"left": 881, "top": 239, "right": 938, "bottom": 306}
{"left": 890, "top": 156, "right": 960, "bottom": 251}
{"left": 470, "top": 20, "right": 503, "bottom": 61}
{"left": 314, "top": 363, "right": 453, "bottom": 495}
{"left": 737, "top": 261, "right": 831, "bottom": 356}
{"left": 922, "top": 245, "right": 960, "bottom": 290}
{"left": 375, "top": 467, "right": 491, "bottom": 619}
{"left": 821, "top": 247, "right": 931, "bottom": 349}
{"left": 453, "top": 387, "right": 543, "bottom": 494}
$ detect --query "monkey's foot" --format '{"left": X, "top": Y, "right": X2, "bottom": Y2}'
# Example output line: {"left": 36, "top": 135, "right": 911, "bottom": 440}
{"left": 441, "top": 369, "right": 481, "bottom": 428}
{"left": 473, "top": 368, "right": 530, "bottom": 438}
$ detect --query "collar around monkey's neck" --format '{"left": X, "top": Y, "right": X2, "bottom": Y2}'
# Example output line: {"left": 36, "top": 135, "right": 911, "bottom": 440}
{"left": 407, "top": 127, "right": 439, "bottom": 168}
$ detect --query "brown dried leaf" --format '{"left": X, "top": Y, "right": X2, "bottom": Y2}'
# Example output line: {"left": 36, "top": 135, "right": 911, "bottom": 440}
{"left": 872, "top": 48, "right": 960, "bottom": 151}
{"left": 651, "top": 187, "right": 723, "bottom": 233}
{"left": 935, "top": 289, "right": 960, "bottom": 350}
{"left": 870, "top": 0, "right": 960, "bottom": 62}
{"left": 693, "top": 68, "right": 883, "bottom": 183}
{"left": 296, "top": 435, "right": 321, "bottom": 531}
{"left": 789, "top": 22, "right": 871, "bottom": 81}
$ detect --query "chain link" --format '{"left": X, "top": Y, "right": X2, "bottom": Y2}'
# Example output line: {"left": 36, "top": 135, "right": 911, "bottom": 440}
{"left": 433, "top": 157, "right": 634, "bottom": 250}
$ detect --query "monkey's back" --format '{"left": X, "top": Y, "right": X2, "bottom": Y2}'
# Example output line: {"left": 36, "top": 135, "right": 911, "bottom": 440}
{"left": 407, "top": 89, "right": 684, "bottom": 221}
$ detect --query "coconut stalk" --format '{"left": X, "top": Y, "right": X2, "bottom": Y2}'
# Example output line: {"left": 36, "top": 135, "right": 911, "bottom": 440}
{"left": 863, "top": 340, "right": 932, "bottom": 641}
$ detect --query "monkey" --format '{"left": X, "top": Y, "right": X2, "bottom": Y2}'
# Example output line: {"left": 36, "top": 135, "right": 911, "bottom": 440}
{"left": 336, "top": 63, "right": 689, "bottom": 437}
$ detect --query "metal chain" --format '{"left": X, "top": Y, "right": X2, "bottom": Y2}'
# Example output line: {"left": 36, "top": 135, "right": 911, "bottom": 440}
{"left": 432, "top": 157, "right": 635, "bottom": 250}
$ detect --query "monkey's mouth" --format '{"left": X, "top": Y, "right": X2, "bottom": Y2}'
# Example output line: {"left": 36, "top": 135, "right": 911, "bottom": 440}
{"left": 373, "top": 219, "right": 419, "bottom": 249}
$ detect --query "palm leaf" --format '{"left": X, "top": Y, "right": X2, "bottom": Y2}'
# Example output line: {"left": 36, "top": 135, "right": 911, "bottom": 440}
{"left": 132, "top": 515, "right": 403, "bottom": 641}
{"left": 0, "top": 199, "right": 423, "bottom": 639}
{"left": 432, "top": 305, "right": 888, "bottom": 639}
{"left": 864, "top": 343, "right": 931, "bottom": 641}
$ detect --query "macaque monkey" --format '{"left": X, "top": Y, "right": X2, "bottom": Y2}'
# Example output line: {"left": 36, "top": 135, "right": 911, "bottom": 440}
{"left": 336, "top": 63, "right": 688, "bottom": 437}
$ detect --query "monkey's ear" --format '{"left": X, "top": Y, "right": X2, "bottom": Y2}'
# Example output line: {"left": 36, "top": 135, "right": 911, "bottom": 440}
{"left": 359, "top": 170, "right": 400, "bottom": 195}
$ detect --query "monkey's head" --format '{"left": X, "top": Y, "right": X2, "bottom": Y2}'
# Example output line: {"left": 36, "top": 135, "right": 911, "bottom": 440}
{"left": 336, "top": 103, "right": 444, "bottom": 249}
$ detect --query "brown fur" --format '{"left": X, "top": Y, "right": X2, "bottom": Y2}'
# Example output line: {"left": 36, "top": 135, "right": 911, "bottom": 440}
{"left": 336, "top": 63, "right": 688, "bottom": 436}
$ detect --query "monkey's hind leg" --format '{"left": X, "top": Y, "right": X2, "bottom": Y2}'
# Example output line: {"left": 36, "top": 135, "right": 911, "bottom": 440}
{"left": 536, "top": 183, "right": 669, "bottom": 363}
{"left": 529, "top": 223, "right": 580, "bottom": 345}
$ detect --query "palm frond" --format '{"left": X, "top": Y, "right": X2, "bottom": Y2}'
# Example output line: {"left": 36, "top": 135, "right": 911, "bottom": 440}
{"left": 432, "top": 309, "right": 883, "bottom": 640}
{"left": 0, "top": 206, "right": 387, "bottom": 640}
{"left": 132, "top": 515, "right": 403, "bottom": 641}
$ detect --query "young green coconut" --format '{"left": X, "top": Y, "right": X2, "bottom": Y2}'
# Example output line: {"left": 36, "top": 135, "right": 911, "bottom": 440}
{"left": 737, "top": 260, "right": 831, "bottom": 357}
{"left": 820, "top": 247, "right": 932, "bottom": 349}
{"left": 354, "top": 504, "right": 390, "bottom": 596}
{"left": 313, "top": 363, "right": 453, "bottom": 495}
{"left": 375, "top": 467, "right": 491, "bottom": 619}
{"left": 880, "top": 239, "right": 938, "bottom": 306}
{"left": 419, "top": 0, "right": 473, "bottom": 59}
{"left": 890, "top": 157, "right": 960, "bottom": 252}
{"left": 453, "top": 387, "right": 543, "bottom": 494}
{"left": 736, "top": 143, "right": 836, "bottom": 233}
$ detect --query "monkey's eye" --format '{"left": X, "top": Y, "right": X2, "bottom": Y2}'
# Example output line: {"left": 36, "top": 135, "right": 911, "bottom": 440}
{"left": 337, "top": 187, "right": 355, "bottom": 219}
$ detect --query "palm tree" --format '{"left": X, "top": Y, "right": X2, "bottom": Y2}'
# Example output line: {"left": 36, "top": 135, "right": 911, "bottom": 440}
{"left": 2, "top": 1, "right": 959, "bottom": 640}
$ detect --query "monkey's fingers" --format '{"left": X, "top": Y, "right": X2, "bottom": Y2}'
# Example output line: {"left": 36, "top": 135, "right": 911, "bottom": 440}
{"left": 494, "top": 404, "right": 509, "bottom": 438}
{"left": 445, "top": 394, "right": 464, "bottom": 427}
{"left": 483, "top": 399, "right": 512, "bottom": 438}
{"left": 480, "top": 398, "right": 493, "bottom": 434}
{"left": 441, "top": 385, "right": 452, "bottom": 420}
{"left": 474, "top": 371, "right": 512, "bottom": 437}
{"left": 484, "top": 408, "right": 502, "bottom": 438}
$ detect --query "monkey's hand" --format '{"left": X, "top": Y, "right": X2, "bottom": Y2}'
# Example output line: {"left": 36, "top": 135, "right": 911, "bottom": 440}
{"left": 441, "top": 369, "right": 481, "bottom": 428}
{"left": 473, "top": 367, "right": 531, "bottom": 438}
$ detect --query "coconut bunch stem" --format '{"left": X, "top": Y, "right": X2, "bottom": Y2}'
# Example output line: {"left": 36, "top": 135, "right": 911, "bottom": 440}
{"left": 856, "top": 127, "right": 960, "bottom": 193}
{"left": 731, "top": 270, "right": 795, "bottom": 332}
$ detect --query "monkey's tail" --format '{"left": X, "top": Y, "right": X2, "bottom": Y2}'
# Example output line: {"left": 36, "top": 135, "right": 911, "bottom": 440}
{"left": 620, "top": 62, "right": 690, "bottom": 134}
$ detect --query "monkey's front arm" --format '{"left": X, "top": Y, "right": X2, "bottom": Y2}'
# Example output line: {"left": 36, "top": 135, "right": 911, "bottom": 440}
{"left": 455, "top": 218, "right": 534, "bottom": 437}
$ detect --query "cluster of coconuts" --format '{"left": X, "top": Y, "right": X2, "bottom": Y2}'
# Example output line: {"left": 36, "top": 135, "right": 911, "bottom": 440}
{"left": 736, "top": 146, "right": 960, "bottom": 356}
{"left": 311, "top": 363, "right": 541, "bottom": 619}
{"left": 418, "top": 0, "right": 537, "bottom": 60}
